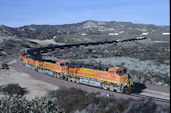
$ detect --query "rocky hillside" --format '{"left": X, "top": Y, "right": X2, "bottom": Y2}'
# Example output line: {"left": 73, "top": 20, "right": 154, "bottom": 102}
{"left": 0, "top": 20, "right": 170, "bottom": 63}
{"left": 0, "top": 20, "right": 170, "bottom": 42}
{"left": 0, "top": 20, "right": 170, "bottom": 85}
{"left": 21, "top": 20, "right": 170, "bottom": 34}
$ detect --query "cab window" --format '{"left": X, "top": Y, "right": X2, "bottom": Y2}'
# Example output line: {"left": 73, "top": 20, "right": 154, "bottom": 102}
{"left": 61, "top": 62, "right": 69, "bottom": 67}
{"left": 109, "top": 71, "right": 115, "bottom": 74}
{"left": 116, "top": 70, "right": 124, "bottom": 75}
{"left": 123, "top": 69, "right": 126, "bottom": 74}
{"left": 65, "top": 62, "right": 69, "bottom": 66}
{"left": 60, "top": 63, "right": 65, "bottom": 67}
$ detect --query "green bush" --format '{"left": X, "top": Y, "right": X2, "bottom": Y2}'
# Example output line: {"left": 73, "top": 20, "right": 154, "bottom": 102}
{"left": 0, "top": 97, "right": 64, "bottom": 113}
{"left": 45, "top": 88, "right": 170, "bottom": 113}
{"left": 45, "top": 88, "right": 127, "bottom": 113}
{"left": 45, "top": 88, "right": 107, "bottom": 112}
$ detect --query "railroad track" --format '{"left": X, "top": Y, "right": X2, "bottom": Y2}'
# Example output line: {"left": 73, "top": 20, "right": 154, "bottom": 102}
{"left": 130, "top": 94, "right": 170, "bottom": 104}
{"left": 16, "top": 37, "right": 170, "bottom": 104}
{"left": 13, "top": 61, "right": 170, "bottom": 105}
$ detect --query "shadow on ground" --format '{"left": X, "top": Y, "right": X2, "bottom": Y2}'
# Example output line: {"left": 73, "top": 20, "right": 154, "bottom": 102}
{"left": 23, "top": 88, "right": 29, "bottom": 95}
{"left": 131, "top": 83, "right": 146, "bottom": 94}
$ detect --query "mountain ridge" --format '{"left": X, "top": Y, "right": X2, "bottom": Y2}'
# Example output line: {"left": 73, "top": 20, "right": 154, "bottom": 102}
{"left": 1, "top": 20, "right": 170, "bottom": 29}
{"left": 20, "top": 20, "right": 170, "bottom": 30}
{"left": 0, "top": 20, "right": 170, "bottom": 41}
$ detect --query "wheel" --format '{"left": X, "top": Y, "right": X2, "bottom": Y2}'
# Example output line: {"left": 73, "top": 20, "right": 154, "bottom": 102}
{"left": 56, "top": 74, "right": 61, "bottom": 79}
{"left": 38, "top": 69, "right": 43, "bottom": 73}
{"left": 68, "top": 77, "right": 72, "bottom": 82}
{"left": 76, "top": 79, "right": 80, "bottom": 84}
{"left": 109, "top": 85, "right": 115, "bottom": 91}
{"left": 71, "top": 78, "right": 76, "bottom": 83}
{"left": 102, "top": 84, "right": 108, "bottom": 90}
{"left": 64, "top": 77, "right": 68, "bottom": 81}
{"left": 123, "top": 86, "right": 130, "bottom": 94}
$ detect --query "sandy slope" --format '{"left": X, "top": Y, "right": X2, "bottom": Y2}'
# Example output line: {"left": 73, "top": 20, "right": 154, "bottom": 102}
{"left": 0, "top": 65, "right": 58, "bottom": 100}
{"left": 27, "top": 39, "right": 65, "bottom": 46}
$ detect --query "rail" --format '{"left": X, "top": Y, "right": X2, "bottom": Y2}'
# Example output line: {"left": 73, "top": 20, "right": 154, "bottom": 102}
{"left": 19, "top": 36, "right": 170, "bottom": 104}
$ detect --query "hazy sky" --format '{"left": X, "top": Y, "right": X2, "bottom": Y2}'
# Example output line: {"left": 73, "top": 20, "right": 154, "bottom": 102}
{"left": 0, "top": 0, "right": 170, "bottom": 27}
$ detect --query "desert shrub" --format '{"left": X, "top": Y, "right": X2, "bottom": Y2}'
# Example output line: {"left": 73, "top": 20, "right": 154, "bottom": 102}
{"left": 45, "top": 88, "right": 127, "bottom": 113}
{"left": 162, "top": 76, "right": 170, "bottom": 86}
{"left": 1, "top": 83, "right": 24, "bottom": 97}
{"left": 123, "top": 98, "right": 170, "bottom": 113}
{"left": 0, "top": 97, "right": 64, "bottom": 113}
{"left": 45, "top": 88, "right": 97, "bottom": 112}
{"left": 96, "top": 99, "right": 129, "bottom": 113}
{"left": 1, "top": 63, "right": 9, "bottom": 69}
{"left": 45, "top": 88, "right": 170, "bottom": 113}
{"left": 0, "top": 85, "right": 3, "bottom": 92}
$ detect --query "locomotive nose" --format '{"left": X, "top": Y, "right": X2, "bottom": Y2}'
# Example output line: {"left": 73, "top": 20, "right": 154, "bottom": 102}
{"left": 118, "top": 74, "right": 131, "bottom": 85}
{"left": 62, "top": 66, "right": 68, "bottom": 72}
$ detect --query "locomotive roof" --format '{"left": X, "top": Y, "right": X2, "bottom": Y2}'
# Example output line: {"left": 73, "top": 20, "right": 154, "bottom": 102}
{"left": 27, "top": 55, "right": 57, "bottom": 64}
{"left": 68, "top": 63, "right": 109, "bottom": 71}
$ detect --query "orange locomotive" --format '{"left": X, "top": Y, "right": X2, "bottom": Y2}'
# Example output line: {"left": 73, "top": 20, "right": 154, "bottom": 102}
{"left": 19, "top": 49, "right": 133, "bottom": 93}
{"left": 67, "top": 64, "right": 133, "bottom": 93}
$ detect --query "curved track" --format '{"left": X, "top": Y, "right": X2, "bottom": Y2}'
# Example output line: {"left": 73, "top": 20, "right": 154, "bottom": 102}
{"left": 16, "top": 37, "right": 170, "bottom": 105}
{"left": 12, "top": 61, "right": 170, "bottom": 105}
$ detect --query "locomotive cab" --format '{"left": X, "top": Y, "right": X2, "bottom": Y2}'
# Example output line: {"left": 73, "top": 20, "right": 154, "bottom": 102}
{"left": 20, "top": 48, "right": 30, "bottom": 55}
{"left": 108, "top": 67, "right": 126, "bottom": 75}
{"left": 108, "top": 67, "right": 133, "bottom": 93}
{"left": 56, "top": 61, "right": 69, "bottom": 73}
{"left": 19, "top": 49, "right": 29, "bottom": 62}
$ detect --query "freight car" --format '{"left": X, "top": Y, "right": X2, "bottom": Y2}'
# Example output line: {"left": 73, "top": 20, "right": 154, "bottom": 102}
{"left": 19, "top": 50, "right": 134, "bottom": 93}
{"left": 18, "top": 37, "right": 146, "bottom": 94}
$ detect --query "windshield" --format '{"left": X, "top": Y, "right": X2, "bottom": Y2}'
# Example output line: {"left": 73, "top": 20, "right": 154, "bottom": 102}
{"left": 60, "top": 63, "right": 65, "bottom": 67}
{"left": 65, "top": 62, "right": 69, "bottom": 66}
{"left": 60, "top": 63, "right": 69, "bottom": 67}
{"left": 116, "top": 70, "right": 125, "bottom": 75}
{"left": 109, "top": 71, "right": 115, "bottom": 74}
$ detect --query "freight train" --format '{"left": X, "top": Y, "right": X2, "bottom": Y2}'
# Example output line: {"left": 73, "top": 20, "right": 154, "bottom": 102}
{"left": 19, "top": 37, "right": 147, "bottom": 94}
{"left": 19, "top": 51, "right": 133, "bottom": 94}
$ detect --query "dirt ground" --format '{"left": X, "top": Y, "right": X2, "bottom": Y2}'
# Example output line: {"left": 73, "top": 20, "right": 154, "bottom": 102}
{"left": 0, "top": 62, "right": 58, "bottom": 100}
{"left": 27, "top": 39, "right": 65, "bottom": 46}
